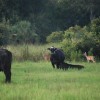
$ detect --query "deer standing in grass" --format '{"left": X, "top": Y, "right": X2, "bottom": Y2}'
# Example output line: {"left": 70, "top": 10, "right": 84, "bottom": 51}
{"left": 43, "top": 53, "right": 50, "bottom": 61}
{"left": 83, "top": 52, "right": 95, "bottom": 63}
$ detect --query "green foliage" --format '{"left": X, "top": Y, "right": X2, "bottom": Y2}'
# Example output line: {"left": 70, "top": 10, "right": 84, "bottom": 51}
{"left": 61, "top": 18, "right": 100, "bottom": 60}
{"left": 76, "top": 32, "right": 95, "bottom": 52}
{"left": 0, "top": 19, "right": 10, "bottom": 45}
{"left": 76, "top": 18, "right": 100, "bottom": 58}
{"left": 88, "top": 48, "right": 93, "bottom": 55}
{"left": 90, "top": 17, "right": 100, "bottom": 38}
{"left": 0, "top": 0, "right": 100, "bottom": 42}
{"left": 0, "top": 0, "right": 100, "bottom": 61}
{"left": 61, "top": 25, "right": 86, "bottom": 61}
{"left": 10, "top": 21, "right": 39, "bottom": 44}
{"left": 61, "top": 38, "right": 83, "bottom": 61}
{"left": 70, "top": 50, "right": 83, "bottom": 62}
{"left": 46, "top": 31, "right": 64, "bottom": 43}
{"left": 64, "top": 25, "right": 85, "bottom": 43}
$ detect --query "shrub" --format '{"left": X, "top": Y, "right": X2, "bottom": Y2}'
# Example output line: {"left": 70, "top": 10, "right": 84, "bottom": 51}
{"left": 46, "top": 31, "right": 64, "bottom": 43}
{"left": 10, "top": 21, "right": 39, "bottom": 44}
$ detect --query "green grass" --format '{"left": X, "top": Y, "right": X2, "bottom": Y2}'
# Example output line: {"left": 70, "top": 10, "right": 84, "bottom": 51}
{"left": 0, "top": 62, "right": 100, "bottom": 100}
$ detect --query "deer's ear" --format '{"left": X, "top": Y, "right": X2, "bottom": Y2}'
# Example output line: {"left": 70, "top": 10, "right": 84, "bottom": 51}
{"left": 83, "top": 52, "right": 86, "bottom": 55}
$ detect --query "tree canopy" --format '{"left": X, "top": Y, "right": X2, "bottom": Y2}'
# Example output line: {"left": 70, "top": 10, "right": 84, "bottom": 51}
{"left": 0, "top": 0, "right": 100, "bottom": 43}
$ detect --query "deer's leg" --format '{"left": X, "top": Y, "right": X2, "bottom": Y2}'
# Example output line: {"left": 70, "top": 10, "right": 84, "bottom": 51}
{"left": 87, "top": 60, "right": 89, "bottom": 63}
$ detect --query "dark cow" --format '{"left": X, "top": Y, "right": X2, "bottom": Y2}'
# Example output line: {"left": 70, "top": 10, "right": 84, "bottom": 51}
{"left": 48, "top": 46, "right": 65, "bottom": 69}
{"left": 0, "top": 49, "right": 12, "bottom": 83}
{"left": 48, "top": 46, "right": 84, "bottom": 70}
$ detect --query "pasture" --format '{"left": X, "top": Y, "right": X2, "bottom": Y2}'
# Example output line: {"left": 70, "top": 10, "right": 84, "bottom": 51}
{"left": 0, "top": 61, "right": 100, "bottom": 100}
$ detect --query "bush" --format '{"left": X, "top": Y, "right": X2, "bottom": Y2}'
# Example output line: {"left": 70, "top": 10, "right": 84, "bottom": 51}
{"left": 46, "top": 31, "right": 64, "bottom": 43}
{"left": 61, "top": 19, "right": 100, "bottom": 61}
{"left": 10, "top": 21, "right": 39, "bottom": 44}
{"left": 61, "top": 37, "right": 84, "bottom": 61}
{"left": 60, "top": 25, "right": 85, "bottom": 61}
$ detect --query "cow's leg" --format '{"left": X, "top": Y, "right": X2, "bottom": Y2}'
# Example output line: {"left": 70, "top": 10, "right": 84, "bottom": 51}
{"left": 4, "top": 70, "right": 11, "bottom": 83}
{"left": 51, "top": 62, "right": 55, "bottom": 68}
{"left": 60, "top": 63, "right": 64, "bottom": 70}
{"left": 0, "top": 62, "right": 4, "bottom": 71}
{"left": 4, "top": 66, "right": 11, "bottom": 83}
{"left": 56, "top": 63, "right": 60, "bottom": 69}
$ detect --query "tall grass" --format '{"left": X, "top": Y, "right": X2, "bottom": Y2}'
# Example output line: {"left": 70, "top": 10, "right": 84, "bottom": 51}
{"left": 2, "top": 43, "right": 99, "bottom": 62}
{"left": 6, "top": 43, "right": 60, "bottom": 61}
{"left": 0, "top": 62, "right": 100, "bottom": 100}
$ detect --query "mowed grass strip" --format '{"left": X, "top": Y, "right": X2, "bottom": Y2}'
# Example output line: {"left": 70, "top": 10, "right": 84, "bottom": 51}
{"left": 0, "top": 62, "right": 100, "bottom": 100}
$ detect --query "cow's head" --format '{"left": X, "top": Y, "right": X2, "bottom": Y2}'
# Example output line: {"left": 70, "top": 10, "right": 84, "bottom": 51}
{"left": 47, "top": 46, "right": 57, "bottom": 53}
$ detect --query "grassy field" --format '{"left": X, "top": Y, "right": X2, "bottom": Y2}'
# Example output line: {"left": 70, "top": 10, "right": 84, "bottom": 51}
{"left": 0, "top": 61, "right": 100, "bottom": 100}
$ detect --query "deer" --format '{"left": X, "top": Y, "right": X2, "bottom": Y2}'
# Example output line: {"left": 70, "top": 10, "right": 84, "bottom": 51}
{"left": 83, "top": 52, "right": 95, "bottom": 63}
{"left": 43, "top": 53, "right": 50, "bottom": 61}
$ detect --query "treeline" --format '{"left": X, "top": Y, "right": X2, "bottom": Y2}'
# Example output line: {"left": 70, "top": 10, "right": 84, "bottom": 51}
{"left": 0, "top": 0, "right": 100, "bottom": 43}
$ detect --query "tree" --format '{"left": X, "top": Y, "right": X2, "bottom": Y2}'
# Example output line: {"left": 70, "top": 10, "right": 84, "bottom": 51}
{"left": 11, "top": 21, "right": 39, "bottom": 44}
{"left": 0, "top": 19, "right": 10, "bottom": 45}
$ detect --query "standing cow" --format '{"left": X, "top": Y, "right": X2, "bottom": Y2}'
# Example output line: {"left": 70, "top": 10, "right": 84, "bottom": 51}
{"left": 48, "top": 46, "right": 65, "bottom": 69}
{"left": 0, "top": 49, "right": 12, "bottom": 83}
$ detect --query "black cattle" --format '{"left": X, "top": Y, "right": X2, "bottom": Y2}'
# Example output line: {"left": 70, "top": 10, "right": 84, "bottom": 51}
{"left": 48, "top": 47, "right": 65, "bottom": 69}
{"left": 0, "top": 49, "right": 12, "bottom": 83}
{"left": 61, "top": 62, "right": 84, "bottom": 70}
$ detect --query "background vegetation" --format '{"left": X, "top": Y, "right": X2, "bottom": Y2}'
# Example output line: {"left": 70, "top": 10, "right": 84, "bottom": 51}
{"left": 0, "top": 0, "right": 100, "bottom": 61}
{"left": 0, "top": 0, "right": 100, "bottom": 42}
